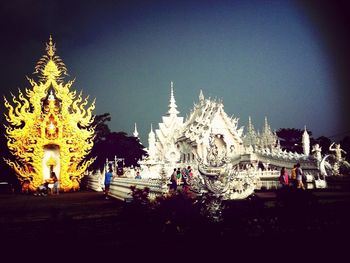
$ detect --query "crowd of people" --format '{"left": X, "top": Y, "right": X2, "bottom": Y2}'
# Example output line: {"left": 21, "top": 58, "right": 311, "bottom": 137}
{"left": 169, "top": 166, "right": 193, "bottom": 193}
{"left": 279, "top": 163, "right": 306, "bottom": 190}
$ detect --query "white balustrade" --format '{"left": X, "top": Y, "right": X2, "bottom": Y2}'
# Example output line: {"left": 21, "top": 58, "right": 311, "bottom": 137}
{"left": 108, "top": 177, "right": 168, "bottom": 201}
{"left": 82, "top": 172, "right": 103, "bottom": 192}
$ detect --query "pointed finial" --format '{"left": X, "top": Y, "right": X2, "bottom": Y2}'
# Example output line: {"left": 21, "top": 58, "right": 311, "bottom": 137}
{"left": 199, "top": 89, "right": 204, "bottom": 102}
{"left": 264, "top": 116, "right": 269, "bottom": 131}
{"left": 46, "top": 35, "right": 56, "bottom": 58}
{"left": 133, "top": 123, "right": 139, "bottom": 138}
{"left": 170, "top": 81, "right": 174, "bottom": 98}
{"left": 167, "top": 81, "right": 179, "bottom": 117}
{"left": 149, "top": 123, "right": 155, "bottom": 137}
{"left": 247, "top": 116, "right": 253, "bottom": 132}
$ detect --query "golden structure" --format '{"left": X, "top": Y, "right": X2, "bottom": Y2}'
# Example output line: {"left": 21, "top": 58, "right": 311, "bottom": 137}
{"left": 3, "top": 36, "right": 96, "bottom": 192}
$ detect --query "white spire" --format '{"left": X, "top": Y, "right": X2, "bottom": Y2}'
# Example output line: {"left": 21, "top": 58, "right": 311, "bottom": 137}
{"left": 133, "top": 123, "right": 139, "bottom": 138}
{"left": 302, "top": 125, "right": 310, "bottom": 156}
{"left": 264, "top": 116, "right": 269, "bottom": 133}
{"left": 243, "top": 116, "right": 257, "bottom": 147}
{"left": 149, "top": 123, "right": 155, "bottom": 136}
{"left": 148, "top": 123, "right": 156, "bottom": 160}
{"left": 167, "top": 81, "right": 179, "bottom": 117}
{"left": 199, "top": 89, "right": 204, "bottom": 103}
{"left": 248, "top": 116, "right": 253, "bottom": 132}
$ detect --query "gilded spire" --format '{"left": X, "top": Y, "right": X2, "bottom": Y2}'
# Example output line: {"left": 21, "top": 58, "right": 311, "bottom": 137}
{"left": 46, "top": 35, "right": 56, "bottom": 58}
{"left": 35, "top": 35, "right": 67, "bottom": 83}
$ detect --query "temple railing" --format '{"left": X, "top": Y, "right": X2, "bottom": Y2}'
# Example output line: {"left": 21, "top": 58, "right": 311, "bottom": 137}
{"left": 108, "top": 178, "right": 168, "bottom": 201}
{"left": 81, "top": 172, "right": 103, "bottom": 192}
{"left": 82, "top": 168, "right": 326, "bottom": 200}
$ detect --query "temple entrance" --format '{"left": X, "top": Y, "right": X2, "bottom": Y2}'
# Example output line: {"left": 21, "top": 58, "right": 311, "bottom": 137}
{"left": 42, "top": 144, "right": 60, "bottom": 181}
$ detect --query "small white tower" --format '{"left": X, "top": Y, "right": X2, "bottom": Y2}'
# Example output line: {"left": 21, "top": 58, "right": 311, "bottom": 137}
{"left": 133, "top": 123, "right": 139, "bottom": 138}
{"left": 302, "top": 126, "right": 310, "bottom": 156}
{"left": 148, "top": 124, "right": 156, "bottom": 160}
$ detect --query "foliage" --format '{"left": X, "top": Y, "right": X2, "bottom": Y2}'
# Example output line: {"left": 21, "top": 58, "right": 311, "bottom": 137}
{"left": 129, "top": 185, "right": 150, "bottom": 206}
{"left": 314, "top": 136, "right": 332, "bottom": 156}
{"left": 87, "top": 113, "right": 148, "bottom": 171}
{"left": 92, "top": 113, "right": 111, "bottom": 145}
{"left": 121, "top": 187, "right": 209, "bottom": 238}
{"left": 276, "top": 128, "right": 313, "bottom": 153}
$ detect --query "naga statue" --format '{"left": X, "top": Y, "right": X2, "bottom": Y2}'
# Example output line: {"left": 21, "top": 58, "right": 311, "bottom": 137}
{"left": 193, "top": 135, "right": 260, "bottom": 201}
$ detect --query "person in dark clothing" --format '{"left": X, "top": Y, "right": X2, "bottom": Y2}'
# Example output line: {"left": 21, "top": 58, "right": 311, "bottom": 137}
{"left": 104, "top": 168, "right": 114, "bottom": 199}
{"left": 169, "top": 168, "right": 177, "bottom": 192}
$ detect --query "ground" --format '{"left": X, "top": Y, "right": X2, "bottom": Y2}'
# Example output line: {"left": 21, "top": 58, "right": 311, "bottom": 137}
{"left": 1, "top": 189, "right": 350, "bottom": 261}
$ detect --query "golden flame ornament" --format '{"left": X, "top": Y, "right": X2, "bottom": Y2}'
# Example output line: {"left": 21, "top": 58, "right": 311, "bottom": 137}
{"left": 3, "top": 36, "right": 96, "bottom": 192}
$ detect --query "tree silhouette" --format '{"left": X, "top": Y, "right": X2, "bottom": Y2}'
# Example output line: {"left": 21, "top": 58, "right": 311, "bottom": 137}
{"left": 314, "top": 136, "right": 332, "bottom": 156}
{"left": 87, "top": 113, "right": 148, "bottom": 172}
{"left": 276, "top": 128, "right": 313, "bottom": 153}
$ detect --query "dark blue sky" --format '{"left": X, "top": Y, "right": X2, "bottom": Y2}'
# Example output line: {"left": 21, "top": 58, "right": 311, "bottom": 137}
{"left": 1, "top": 0, "right": 350, "bottom": 144}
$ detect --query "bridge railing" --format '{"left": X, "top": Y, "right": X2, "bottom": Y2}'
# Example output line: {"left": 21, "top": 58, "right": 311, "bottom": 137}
{"left": 108, "top": 177, "right": 168, "bottom": 201}
{"left": 81, "top": 172, "right": 103, "bottom": 192}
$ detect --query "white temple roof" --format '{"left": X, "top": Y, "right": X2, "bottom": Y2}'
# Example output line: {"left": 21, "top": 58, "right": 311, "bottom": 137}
{"left": 179, "top": 91, "right": 243, "bottom": 144}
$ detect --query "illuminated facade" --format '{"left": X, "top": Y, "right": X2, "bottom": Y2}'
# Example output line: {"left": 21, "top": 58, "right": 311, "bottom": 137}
{"left": 4, "top": 37, "right": 96, "bottom": 192}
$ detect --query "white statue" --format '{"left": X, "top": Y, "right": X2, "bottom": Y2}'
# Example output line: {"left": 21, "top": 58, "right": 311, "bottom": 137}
{"left": 312, "top": 144, "right": 322, "bottom": 162}
{"left": 329, "top": 143, "right": 347, "bottom": 163}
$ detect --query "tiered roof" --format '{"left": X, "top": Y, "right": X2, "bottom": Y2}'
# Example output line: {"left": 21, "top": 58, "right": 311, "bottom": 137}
{"left": 179, "top": 91, "right": 243, "bottom": 145}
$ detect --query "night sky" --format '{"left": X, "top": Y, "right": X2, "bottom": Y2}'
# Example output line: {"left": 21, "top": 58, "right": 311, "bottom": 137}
{"left": 1, "top": 0, "right": 350, "bottom": 145}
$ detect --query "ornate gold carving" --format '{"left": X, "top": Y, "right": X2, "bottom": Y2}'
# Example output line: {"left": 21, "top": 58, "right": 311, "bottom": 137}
{"left": 3, "top": 36, "right": 96, "bottom": 192}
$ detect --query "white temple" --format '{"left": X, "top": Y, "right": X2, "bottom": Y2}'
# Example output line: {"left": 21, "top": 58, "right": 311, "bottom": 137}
{"left": 89, "top": 82, "right": 348, "bottom": 201}
{"left": 142, "top": 85, "right": 308, "bottom": 167}
{"left": 177, "top": 90, "right": 247, "bottom": 163}
{"left": 125, "top": 81, "right": 350, "bottom": 197}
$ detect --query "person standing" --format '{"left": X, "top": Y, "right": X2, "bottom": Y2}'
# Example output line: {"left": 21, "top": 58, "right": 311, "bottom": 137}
{"left": 135, "top": 171, "right": 142, "bottom": 179}
{"left": 176, "top": 168, "right": 182, "bottom": 185}
{"left": 51, "top": 171, "right": 59, "bottom": 195}
{"left": 279, "top": 167, "right": 289, "bottom": 188}
{"left": 169, "top": 168, "right": 177, "bottom": 193}
{"left": 182, "top": 168, "right": 189, "bottom": 192}
{"left": 290, "top": 164, "right": 297, "bottom": 188}
{"left": 104, "top": 168, "right": 114, "bottom": 199}
{"left": 296, "top": 163, "right": 305, "bottom": 190}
